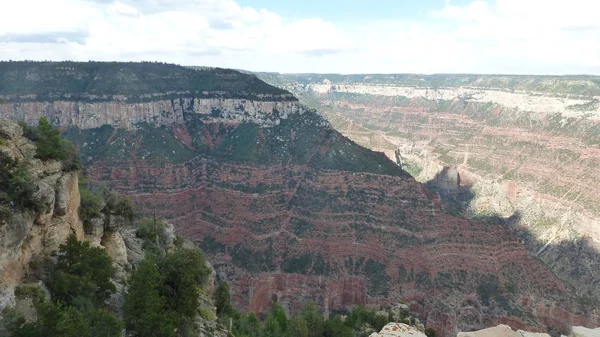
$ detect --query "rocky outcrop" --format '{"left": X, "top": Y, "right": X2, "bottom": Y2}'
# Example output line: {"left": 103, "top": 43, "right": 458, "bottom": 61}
{"left": 570, "top": 327, "right": 600, "bottom": 337}
{"left": 369, "top": 323, "right": 427, "bottom": 337}
{"left": 0, "top": 120, "right": 82, "bottom": 290}
{"left": 458, "top": 324, "right": 600, "bottom": 337}
{"left": 457, "top": 325, "right": 552, "bottom": 337}
{"left": 0, "top": 119, "right": 134, "bottom": 311}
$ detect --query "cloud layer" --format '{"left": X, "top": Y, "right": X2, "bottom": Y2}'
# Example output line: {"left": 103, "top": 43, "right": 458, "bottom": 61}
{"left": 1, "top": 0, "right": 599, "bottom": 74}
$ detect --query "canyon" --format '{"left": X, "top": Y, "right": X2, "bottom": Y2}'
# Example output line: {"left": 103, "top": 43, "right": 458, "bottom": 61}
{"left": 0, "top": 62, "right": 598, "bottom": 336}
{"left": 256, "top": 73, "right": 600, "bottom": 309}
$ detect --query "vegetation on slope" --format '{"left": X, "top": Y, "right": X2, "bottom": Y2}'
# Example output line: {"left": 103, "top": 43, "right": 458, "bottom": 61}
{"left": 0, "top": 117, "right": 82, "bottom": 221}
{"left": 0, "top": 235, "right": 122, "bottom": 337}
{"left": 0, "top": 61, "right": 291, "bottom": 102}
{"left": 215, "top": 286, "right": 432, "bottom": 337}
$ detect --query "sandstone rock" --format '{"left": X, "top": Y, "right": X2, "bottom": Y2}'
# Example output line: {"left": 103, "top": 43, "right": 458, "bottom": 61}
{"left": 458, "top": 325, "right": 520, "bottom": 337}
{"left": 54, "top": 174, "right": 74, "bottom": 216}
{"left": 0, "top": 119, "right": 22, "bottom": 139}
{"left": 101, "top": 231, "right": 128, "bottom": 266}
{"left": 517, "top": 330, "right": 551, "bottom": 337}
{"left": 43, "top": 219, "right": 74, "bottom": 255}
{"left": 0, "top": 211, "right": 35, "bottom": 263}
{"left": 162, "top": 222, "right": 177, "bottom": 248}
{"left": 121, "top": 227, "right": 145, "bottom": 265}
{"left": 33, "top": 177, "right": 58, "bottom": 221}
{"left": 368, "top": 323, "right": 427, "bottom": 337}
{"left": 84, "top": 216, "right": 105, "bottom": 246}
{"left": 105, "top": 214, "right": 127, "bottom": 232}
{"left": 570, "top": 327, "right": 600, "bottom": 337}
{"left": 0, "top": 285, "right": 16, "bottom": 311}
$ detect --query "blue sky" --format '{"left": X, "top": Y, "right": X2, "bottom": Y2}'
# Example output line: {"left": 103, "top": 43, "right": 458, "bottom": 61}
{"left": 0, "top": 0, "right": 599, "bottom": 74}
{"left": 235, "top": 0, "right": 459, "bottom": 23}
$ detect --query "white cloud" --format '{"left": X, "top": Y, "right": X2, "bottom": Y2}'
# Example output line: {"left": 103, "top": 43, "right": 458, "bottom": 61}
{"left": 0, "top": 0, "right": 599, "bottom": 74}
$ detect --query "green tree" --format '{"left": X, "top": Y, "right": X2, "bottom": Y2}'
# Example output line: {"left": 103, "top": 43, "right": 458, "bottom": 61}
{"left": 286, "top": 315, "right": 308, "bottom": 337}
{"left": 215, "top": 281, "right": 235, "bottom": 317}
{"left": 0, "top": 151, "right": 40, "bottom": 217}
{"left": 425, "top": 327, "right": 437, "bottom": 337}
{"left": 27, "top": 117, "right": 80, "bottom": 170}
{"left": 262, "top": 302, "right": 287, "bottom": 337}
{"left": 124, "top": 260, "right": 175, "bottom": 337}
{"left": 35, "top": 117, "right": 67, "bottom": 160}
{"left": 46, "top": 234, "right": 116, "bottom": 307}
{"left": 8, "top": 302, "right": 92, "bottom": 337}
{"left": 157, "top": 248, "right": 210, "bottom": 320}
{"left": 323, "top": 317, "right": 353, "bottom": 337}
{"left": 233, "top": 312, "right": 261, "bottom": 337}
{"left": 263, "top": 313, "right": 281, "bottom": 337}
{"left": 84, "top": 308, "right": 123, "bottom": 337}
{"left": 301, "top": 302, "right": 324, "bottom": 337}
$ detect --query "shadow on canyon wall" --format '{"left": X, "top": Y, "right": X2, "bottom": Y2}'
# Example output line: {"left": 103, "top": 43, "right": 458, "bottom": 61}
{"left": 423, "top": 166, "right": 600, "bottom": 322}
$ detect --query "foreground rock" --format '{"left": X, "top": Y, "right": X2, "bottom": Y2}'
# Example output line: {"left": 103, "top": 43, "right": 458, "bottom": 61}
{"left": 570, "top": 326, "right": 600, "bottom": 337}
{"left": 369, "top": 323, "right": 427, "bottom": 337}
{"left": 458, "top": 325, "right": 521, "bottom": 337}
{"left": 457, "top": 324, "right": 600, "bottom": 337}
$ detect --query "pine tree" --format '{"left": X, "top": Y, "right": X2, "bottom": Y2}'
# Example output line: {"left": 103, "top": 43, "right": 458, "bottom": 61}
{"left": 286, "top": 315, "right": 308, "bottom": 337}
{"left": 123, "top": 260, "right": 175, "bottom": 337}
{"left": 301, "top": 302, "right": 324, "bottom": 337}
{"left": 47, "top": 234, "right": 116, "bottom": 307}
{"left": 215, "top": 281, "right": 235, "bottom": 317}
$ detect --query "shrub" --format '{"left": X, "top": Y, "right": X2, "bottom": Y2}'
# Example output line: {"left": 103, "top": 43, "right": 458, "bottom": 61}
{"left": 20, "top": 117, "right": 81, "bottom": 171}
{"left": 425, "top": 327, "right": 437, "bottom": 337}
{"left": 0, "top": 152, "right": 42, "bottom": 218}
{"left": 79, "top": 181, "right": 137, "bottom": 232}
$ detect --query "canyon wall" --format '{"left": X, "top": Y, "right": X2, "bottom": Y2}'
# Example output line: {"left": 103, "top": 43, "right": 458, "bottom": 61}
{"left": 256, "top": 73, "right": 600, "bottom": 310}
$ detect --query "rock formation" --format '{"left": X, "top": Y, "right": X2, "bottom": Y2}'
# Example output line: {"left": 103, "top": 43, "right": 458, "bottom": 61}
{"left": 457, "top": 324, "right": 600, "bottom": 337}
{"left": 369, "top": 323, "right": 427, "bottom": 337}
{"left": 570, "top": 326, "right": 600, "bottom": 337}
{"left": 0, "top": 118, "right": 225, "bottom": 337}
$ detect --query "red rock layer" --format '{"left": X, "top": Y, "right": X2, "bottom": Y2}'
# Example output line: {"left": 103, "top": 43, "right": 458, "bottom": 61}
{"left": 89, "top": 151, "right": 595, "bottom": 335}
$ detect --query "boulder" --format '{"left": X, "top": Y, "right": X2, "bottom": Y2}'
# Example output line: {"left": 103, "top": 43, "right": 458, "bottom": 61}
{"left": 0, "top": 119, "right": 22, "bottom": 139}
{"left": 101, "top": 231, "right": 128, "bottom": 266}
{"left": 458, "top": 325, "right": 520, "bottom": 337}
{"left": 369, "top": 323, "right": 427, "bottom": 337}
{"left": 570, "top": 327, "right": 600, "bottom": 337}
{"left": 517, "top": 330, "right": 551, "bottom": 337}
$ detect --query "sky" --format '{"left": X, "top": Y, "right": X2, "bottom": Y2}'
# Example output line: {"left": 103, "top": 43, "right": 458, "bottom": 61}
{"left": 1, "top": 0, "right": 599, "bottom": 74}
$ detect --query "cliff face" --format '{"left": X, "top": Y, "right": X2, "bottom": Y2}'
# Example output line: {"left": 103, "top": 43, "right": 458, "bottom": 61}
{"left": 0, "top": 119, "right": 84, "bottom": 302}
{"left": 257, "top": 73, "right": 600, "bottom": 311}
{"left": 1, "top": 62, "right": 598, "bottom": 336}
{"left": 0, "top": 96, "right": 305, "bottom": 130}
{"left": 0, "top": 118, "right": 226, "bottom": 337}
